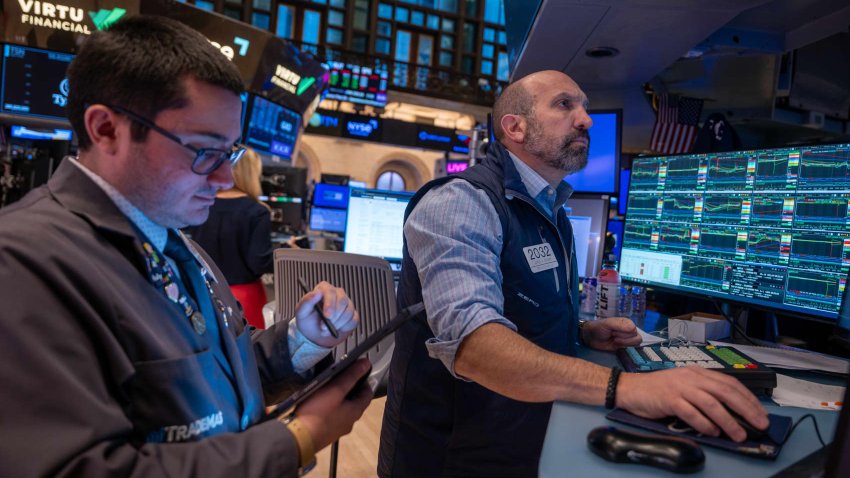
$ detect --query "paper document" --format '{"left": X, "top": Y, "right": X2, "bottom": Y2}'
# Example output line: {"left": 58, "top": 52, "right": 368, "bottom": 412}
{"left": 637, "top": 327, "right": 665, "bottom": 346}
{"left": 770, "top": 374, "right": 845, "bottom": 410}
{"left": 708, "top": 341, "right": 850, "bottom": 375}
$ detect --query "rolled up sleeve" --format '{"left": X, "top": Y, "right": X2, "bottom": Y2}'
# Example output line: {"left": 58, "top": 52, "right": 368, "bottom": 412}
{"left": 404, "top": 180, "right": 516, "bottom": 378}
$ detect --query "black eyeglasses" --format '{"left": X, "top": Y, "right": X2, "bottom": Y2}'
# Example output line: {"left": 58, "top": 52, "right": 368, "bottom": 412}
{"left": 103, "top": 103, "right": 246, "bottom": 175}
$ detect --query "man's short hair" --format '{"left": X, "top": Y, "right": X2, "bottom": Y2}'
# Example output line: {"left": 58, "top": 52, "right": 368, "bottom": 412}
{"left": 67, "top": 15, "right": 244, "bottom": 150}
{"left": 492, "top": 80, "right": 534, "bottom": 141}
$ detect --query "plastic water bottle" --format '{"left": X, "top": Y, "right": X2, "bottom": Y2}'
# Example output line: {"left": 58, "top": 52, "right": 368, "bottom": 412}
{"left": 616, "top": 285, "right": 632, "bottom": 318}
{"left": 596, "top": 259, "right": 621, "bottom": 318}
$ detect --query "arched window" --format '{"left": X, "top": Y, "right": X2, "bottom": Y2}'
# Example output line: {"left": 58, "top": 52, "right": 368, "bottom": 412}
{"left": 376, "top": 171, "right": 406, "bottom": 191}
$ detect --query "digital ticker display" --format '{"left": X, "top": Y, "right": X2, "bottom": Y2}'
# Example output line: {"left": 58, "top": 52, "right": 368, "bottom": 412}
{"left": 620, "top": 143, "right": 850, "bottom": 320}
{"left": 324, "top": 61, "right": 388, "bottom": 107}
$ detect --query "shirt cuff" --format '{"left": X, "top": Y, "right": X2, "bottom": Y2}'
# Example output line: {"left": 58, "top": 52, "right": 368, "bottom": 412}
{"left": 425, "top": 315, "right": 517, "bottom": 380}
{"left": 287, "top": 319, "right": 332, "bottom": 376}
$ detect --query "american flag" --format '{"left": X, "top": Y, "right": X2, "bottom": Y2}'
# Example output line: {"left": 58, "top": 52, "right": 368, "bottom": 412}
{"left": 649, "top": 94, "right": 704, "bottom": 154}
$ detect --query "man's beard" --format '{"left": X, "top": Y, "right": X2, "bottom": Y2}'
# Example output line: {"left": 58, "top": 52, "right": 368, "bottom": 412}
{"left": 525, "top": 117, "right": 590, "bottom": 175}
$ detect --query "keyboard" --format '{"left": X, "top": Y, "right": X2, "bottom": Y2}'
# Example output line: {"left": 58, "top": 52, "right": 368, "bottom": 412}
{"left": 617, "top": 345, "right": 777, "bottom": 395}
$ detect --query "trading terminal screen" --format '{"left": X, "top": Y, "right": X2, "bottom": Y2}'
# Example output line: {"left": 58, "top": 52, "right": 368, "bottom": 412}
{"left": 243, "top": 95, "right": 301, "bottom": 159}
{"left": 620, "top": 143, "right": 850, "bottom": 320}
{"left": 1, "top": 45, "right": 74, "bottom": 120}
{"left": 343, "top": 188, "right": 413, "bottom": 266}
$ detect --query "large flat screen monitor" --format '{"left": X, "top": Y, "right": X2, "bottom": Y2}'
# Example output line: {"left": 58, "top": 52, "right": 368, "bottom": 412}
{"left": 343, "top": 188, "right": 413, "bottom": 268}
{"left": 1, "top": 45, "right": 74, "bottom": 121}
{"left": 243, "top": 95, "right": 301, "bottom": 159}
{"left": 565, "top": 196, "right": 610, "bottom": 278}
{"left": 562, "top": 110, "right": 620, "bottom": 194}
{"left": 620, "top": 142, "right": 850, "bottom": 321}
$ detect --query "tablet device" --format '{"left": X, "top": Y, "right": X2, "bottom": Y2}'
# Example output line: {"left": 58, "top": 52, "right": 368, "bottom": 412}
{"left": 266, "top": 302, "right": 425, "bottom": 419}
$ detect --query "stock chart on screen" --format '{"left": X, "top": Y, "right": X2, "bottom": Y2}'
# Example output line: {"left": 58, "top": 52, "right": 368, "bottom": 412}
{"left": 621, "top": 143, "right": 850, "bottom": 320}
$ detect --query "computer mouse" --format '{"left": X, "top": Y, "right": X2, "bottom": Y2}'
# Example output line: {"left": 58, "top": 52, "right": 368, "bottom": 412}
{"left": 587, "top": 426, "right": 705, "bottom": 474}
{"left": 722, "top": 405, "right": 768, "bottom": 441}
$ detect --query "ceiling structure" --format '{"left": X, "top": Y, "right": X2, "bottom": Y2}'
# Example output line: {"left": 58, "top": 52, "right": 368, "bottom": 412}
{"left": 508, "top": 0, "right": 850, "bottom": 150}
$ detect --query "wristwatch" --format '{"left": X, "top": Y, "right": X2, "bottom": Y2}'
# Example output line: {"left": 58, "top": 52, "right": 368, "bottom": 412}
{"left": 578, "top": 319, "right": 590, "bottom": 345}
{"left": 278, "top": 413, "right": 317, "bottom": 475}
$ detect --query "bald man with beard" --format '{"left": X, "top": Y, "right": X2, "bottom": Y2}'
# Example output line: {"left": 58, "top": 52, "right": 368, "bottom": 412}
{"left": 378, "top": 70, "right": 769, "bottom": 477}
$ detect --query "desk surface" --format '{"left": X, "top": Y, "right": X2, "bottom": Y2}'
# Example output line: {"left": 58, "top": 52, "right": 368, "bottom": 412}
{"left": 540, "top": 348, "right": 841, "bottom": 477}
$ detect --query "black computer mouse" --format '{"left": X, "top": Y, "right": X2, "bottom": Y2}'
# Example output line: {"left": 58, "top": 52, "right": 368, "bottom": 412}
{"left": 587, "top": 426, "right": 705, "bottom": 474}
{"left": 722, "top": 405, "right": 768, "bottom": 441}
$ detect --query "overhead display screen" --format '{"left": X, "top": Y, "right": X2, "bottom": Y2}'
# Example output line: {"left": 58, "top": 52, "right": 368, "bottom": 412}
{"left": 324, "top": 61, "right": 388, "bottom": 107}
{"left": 1, "top": 44, "right": 74, "bottom": 121}
{"left": 243, "top": 95, "right": 301, "bottom": 159}
{"left": 563, "top": 110, "right": 621, "bottom": 194}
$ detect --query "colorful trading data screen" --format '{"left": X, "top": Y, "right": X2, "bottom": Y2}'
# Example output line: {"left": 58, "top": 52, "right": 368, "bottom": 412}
{"left": 620, "top": 143, "right": 850, "bottom": 320}
{"left": 324, "top": 62, "right": 388, "bottom": 107}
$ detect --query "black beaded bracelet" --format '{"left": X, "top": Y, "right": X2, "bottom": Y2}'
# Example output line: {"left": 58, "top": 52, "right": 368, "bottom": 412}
{"left": 604, "top": 367, "right": 623, "bottom": 409}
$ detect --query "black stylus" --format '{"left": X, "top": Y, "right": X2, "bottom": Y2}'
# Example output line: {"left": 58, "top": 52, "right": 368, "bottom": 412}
{"left": 297, "top": 277, "right": 340, "bottom": 339}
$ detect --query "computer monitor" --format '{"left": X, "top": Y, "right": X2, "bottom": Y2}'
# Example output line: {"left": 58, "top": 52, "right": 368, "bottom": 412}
{"left": 617, "top": 169, "right": 631, "bottom": 216}
{"left": 620, "top": 142, "right": 850, "bottom": 321}
{"left": 243, "top": 95, "right": 301, "bottom": 159}
{"left": 313, "top": 183, "right": 350, "bottom": 209}
{"left": 606, "top": 218, "right": 624, "bottom": 261}
{"left": 565, "top": 196, "right": 610, "bottom": 278}
{"left": 562, "top": 110, "right": 620, "bottom": 194}
{"left": 309, "top": 206, "right": 347, "bottom": 234}
{"left": 343, "top": 188, "right": 413, "bottom": 269}
{"left": 1, "top": 45, "right": 74, "bottom": 121}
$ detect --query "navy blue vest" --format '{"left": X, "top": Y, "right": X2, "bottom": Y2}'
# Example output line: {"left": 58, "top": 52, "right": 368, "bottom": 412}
{"left": 379, "top": 142, "right": 580, "bottom": 477}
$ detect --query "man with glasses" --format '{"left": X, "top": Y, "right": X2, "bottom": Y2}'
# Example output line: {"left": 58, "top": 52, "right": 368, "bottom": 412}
{"left": 0, "top": 16, "right": 371, "bottom": 477}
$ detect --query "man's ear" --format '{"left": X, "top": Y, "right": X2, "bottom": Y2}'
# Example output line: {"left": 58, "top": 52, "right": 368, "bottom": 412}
{"left": 500, "top": 114, "right": 526, "bottom": 144}
{"left": 84, "top": 105, "right": 122, "bottom": 156}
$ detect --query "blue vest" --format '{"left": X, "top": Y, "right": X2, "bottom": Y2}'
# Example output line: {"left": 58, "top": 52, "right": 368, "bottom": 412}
{"left": 379, "top": 141, "right": 580, "bottom": 477}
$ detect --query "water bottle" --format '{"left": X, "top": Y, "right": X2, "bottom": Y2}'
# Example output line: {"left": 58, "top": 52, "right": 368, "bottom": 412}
{"left": 596, "top": 259, "right": 621, "bottom": 318}
{"left": 616, "top": 285, "right": 632, "bottom": 318}
{"left": 631, "top": 286, "right": 647, "bottom": 321}
{"left": 580, "top": 277, "right": 597, "bottom": 318}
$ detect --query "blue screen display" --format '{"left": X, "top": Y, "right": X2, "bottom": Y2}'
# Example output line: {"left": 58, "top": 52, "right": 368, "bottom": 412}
{"left": 309, "top": 206, "right": 347, "bottom": 233}
{"left": 618, "top": 169, "right": 630, "bottom": 216}
{"left": 313, "top": 183, "right": 350, "bottom": 209}
{"left": 243, "top": 95, "right": 301, "bottom": 159}
{"left": 606, "top": 218, "right": 624, "bottom": 261}
{"left": 563, "top": 111, "right": 620, "bottom": 193}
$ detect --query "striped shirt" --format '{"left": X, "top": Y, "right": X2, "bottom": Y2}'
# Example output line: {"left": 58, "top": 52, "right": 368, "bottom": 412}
{"left": 405, "top": 151, "right": 573, "bottom": 377}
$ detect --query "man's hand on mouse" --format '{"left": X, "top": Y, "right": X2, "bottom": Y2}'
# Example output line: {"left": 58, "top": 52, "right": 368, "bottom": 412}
{"left": 615, "top": 366, "right": 770, "bottom": 442}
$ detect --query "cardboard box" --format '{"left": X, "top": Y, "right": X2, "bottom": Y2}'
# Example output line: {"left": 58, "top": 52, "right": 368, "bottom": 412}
{"left": 668, "top": 312, "right": 731, "bottom": 343}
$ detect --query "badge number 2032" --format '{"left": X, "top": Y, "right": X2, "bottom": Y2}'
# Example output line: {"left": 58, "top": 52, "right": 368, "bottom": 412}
{"left": 523, "top": 243, "right": 559, "bottom": 273}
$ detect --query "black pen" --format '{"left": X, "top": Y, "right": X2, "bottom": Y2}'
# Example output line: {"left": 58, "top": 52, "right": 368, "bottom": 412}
{"left": 297, "top": 277, "right": 340, "bottom": 339}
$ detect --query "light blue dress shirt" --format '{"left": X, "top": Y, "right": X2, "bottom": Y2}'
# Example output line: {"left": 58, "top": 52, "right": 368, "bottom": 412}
{"left": 68, "top": 157, "right": 327, "bottom": 373}
{"left": 404, "top": 151, "right": 573, "bottom": 377}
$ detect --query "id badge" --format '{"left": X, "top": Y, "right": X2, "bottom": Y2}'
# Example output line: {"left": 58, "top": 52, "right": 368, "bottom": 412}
{"left": 523, "top": 242, "right": 559, "bottom": 273}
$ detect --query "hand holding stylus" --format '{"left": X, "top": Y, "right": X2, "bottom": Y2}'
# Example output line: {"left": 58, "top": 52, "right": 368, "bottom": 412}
{"left": 294, "top": 279, "right": 359, "bottom": 347}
